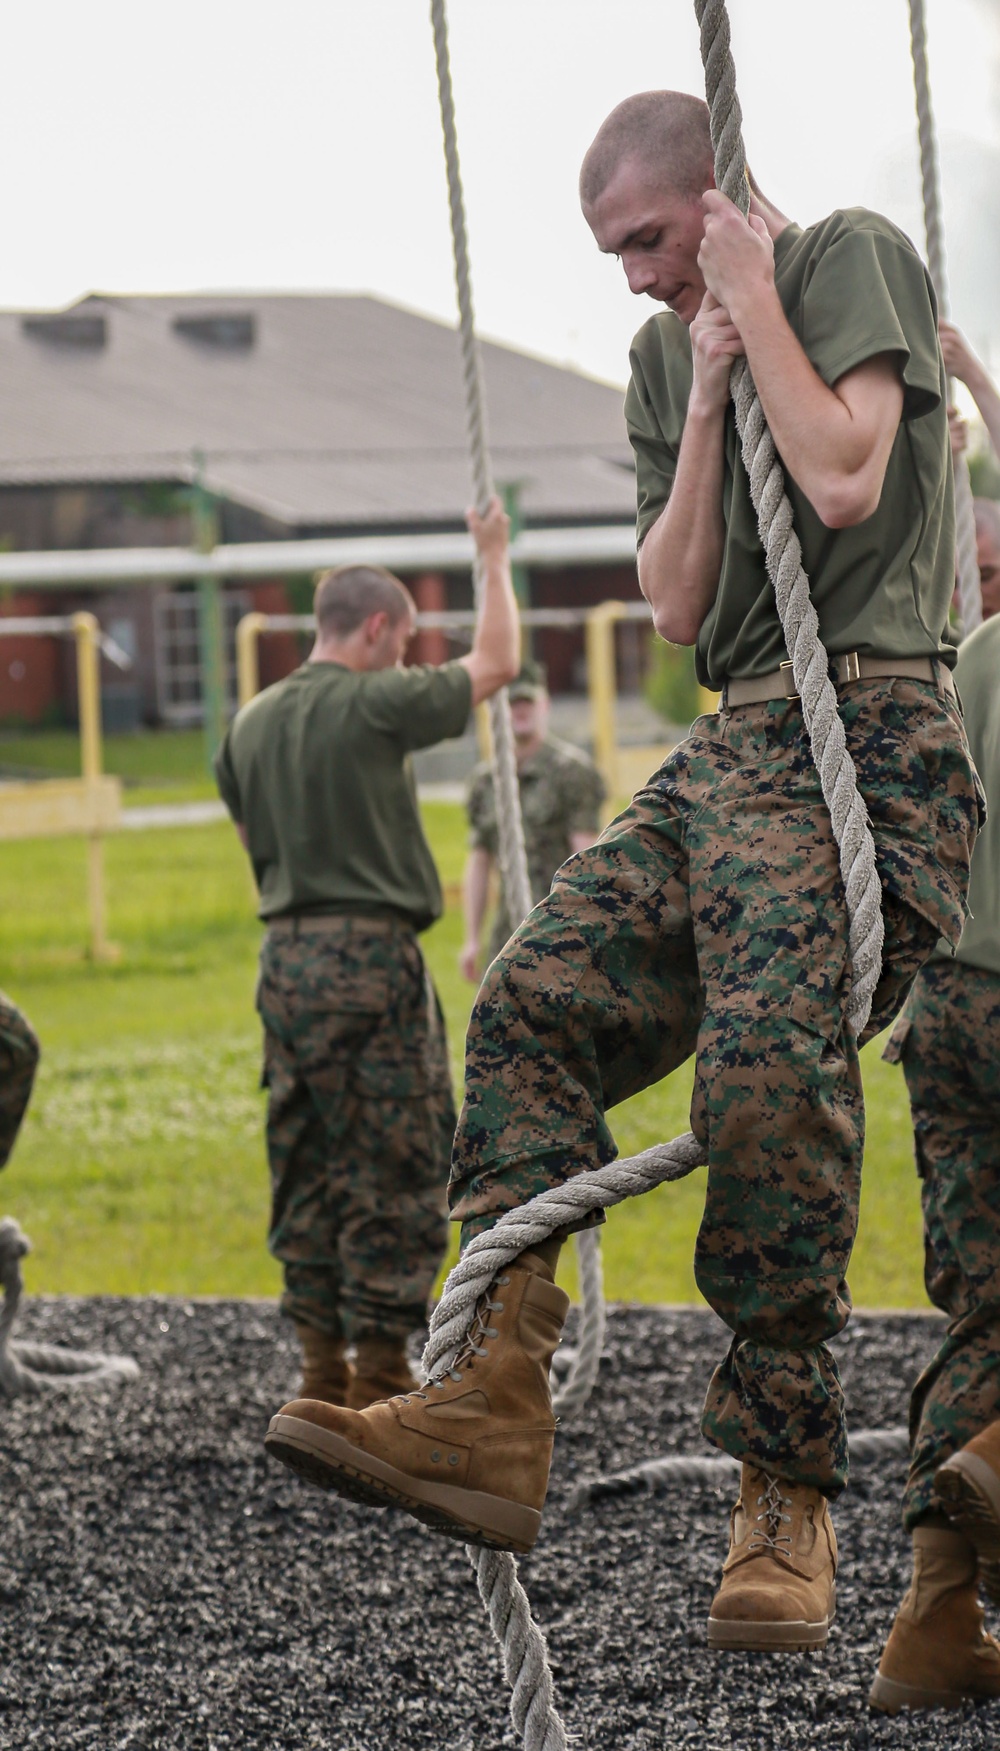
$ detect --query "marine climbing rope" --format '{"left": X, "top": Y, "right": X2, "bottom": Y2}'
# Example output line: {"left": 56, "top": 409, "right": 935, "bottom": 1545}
{"left": 428, "top": 0, "right": 606, "bottom": 1429}
{"left": 908, "top": 0, "right": 983, "bottom": 638}
{"left": 424, "top": 0, "right": 890, "bottom": 1744}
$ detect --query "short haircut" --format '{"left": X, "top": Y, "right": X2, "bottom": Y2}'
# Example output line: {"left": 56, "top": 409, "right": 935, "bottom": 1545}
{"left": 313, "top": 565, "right": 414, "bottom": 638}
{"left": 974, "top": 497, "right": 1000, "bottom": 548}
{"left": 580, "top": 90, "right": 716, "bottom": 209}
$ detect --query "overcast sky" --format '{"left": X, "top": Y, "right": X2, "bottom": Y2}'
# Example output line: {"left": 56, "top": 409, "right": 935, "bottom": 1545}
{"left": 4, "top": 0, "right": 999, "bottom": 387}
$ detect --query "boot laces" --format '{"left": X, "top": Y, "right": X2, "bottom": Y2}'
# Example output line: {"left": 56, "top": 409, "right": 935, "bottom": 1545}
{"left": 748, "top": 1474, "right": 794, "bottom": 1556}
{"left": 399, "top": 1276, "right": 510, "bottom": 1401}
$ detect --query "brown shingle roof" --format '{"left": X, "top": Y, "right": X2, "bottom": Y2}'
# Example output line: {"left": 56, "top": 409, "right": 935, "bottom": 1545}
{"left": 0, "top": 292, "right": 635, "bottom": 531}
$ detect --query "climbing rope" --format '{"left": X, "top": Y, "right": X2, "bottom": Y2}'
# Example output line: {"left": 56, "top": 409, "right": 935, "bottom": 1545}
{"left": 421, "top": 0, "right": 894, "bottom": 1740}
{"left": 569, "top": 1427, "right": 910, "bottom": 1510}
{"left": 429, "top": 0, "right": 533, "bottom": 933}
{"left": 428, "top": 0, "right": 605, "bottom": 1422}
{"left": 908, "top": 0, "right": 983, "bottom": 637}
{"left": 0, "top": 1217, "right": 138, "bottom": 1397}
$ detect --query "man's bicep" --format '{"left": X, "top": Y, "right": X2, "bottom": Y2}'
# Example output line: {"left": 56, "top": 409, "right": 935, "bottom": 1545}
{"left": 832, "top": 352, "right": 905, "bottom": 461}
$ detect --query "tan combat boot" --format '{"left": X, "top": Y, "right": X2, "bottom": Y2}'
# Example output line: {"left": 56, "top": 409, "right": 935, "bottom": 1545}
{"left": 266, "top": 1251, "right": 569, "bottom": 1553}
{"left": 294, "top": 1321, "right": 352, "bottom": 1407}
{"left": 707, "top": 1463, "right": 837, "bottom": 1651}
{"left": 934, "top": 1421, "right": 1000, "bottom": 1603}
{"left": 869, "top": 1524, "right": 1000, "bottom": 1712}
{"left": 348, "top": 1337, "right": 420, "bottom": 1410}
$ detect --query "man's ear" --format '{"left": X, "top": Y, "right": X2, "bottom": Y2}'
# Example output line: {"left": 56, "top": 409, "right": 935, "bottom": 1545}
{"left": 363, "top": 610, "right": 390, "bottom": 645}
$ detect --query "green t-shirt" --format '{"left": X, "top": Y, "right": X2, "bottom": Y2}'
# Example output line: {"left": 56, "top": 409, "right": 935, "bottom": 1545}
{"left": 946, "top": 617, "right": 1000, "bottom": 974}
{"left": 215, "top": 659, "right": 472, "bottom": 929}
{"left": 625, "top": 208, "right": 955, "bottom": 690}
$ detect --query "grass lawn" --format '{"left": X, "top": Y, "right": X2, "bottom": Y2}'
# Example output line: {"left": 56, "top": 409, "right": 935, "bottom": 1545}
{"left": 0, "top": 726, "right": 219, "bottom": 807}
{"left": 2, "top": 798, "right": 929, "bottom": 1309}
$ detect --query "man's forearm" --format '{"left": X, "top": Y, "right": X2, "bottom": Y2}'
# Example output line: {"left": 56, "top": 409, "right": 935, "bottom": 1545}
{"left": 463, "top": 848, "right": 492, "bottom": 945}
{"left": 462, "top": 552, "right": 519, "bottom": 705}
{"left": 965, "top": 367, "right": 1000, "bottom": 462}
{"left": 638, "top": 394, "right": 726, "bottom": 646}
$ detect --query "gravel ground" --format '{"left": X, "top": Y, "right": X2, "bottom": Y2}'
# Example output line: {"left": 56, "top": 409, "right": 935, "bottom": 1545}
{"left": 3, "top": 1297, "right": 999, "bottom": 1751}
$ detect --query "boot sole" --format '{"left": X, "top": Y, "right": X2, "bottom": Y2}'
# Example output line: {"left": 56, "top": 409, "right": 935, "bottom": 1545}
{"left": 707, "top": 1593, "right": 834, "bottom": 1653}
{"left": 869, "top": 1671, "right": 983, "bottom": 1714}
{"left": 935, "top": 1452, "right": 1000, "bottom": 1604}
{"left": 265, "top": 1413, "right": 541, "bottom": 1554}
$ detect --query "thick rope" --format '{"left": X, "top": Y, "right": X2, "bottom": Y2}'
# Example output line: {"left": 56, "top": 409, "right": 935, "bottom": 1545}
{"left": 550, "top": 1225, "right": 605, "bottom": 1418}
{"left": 908, "top": 0, "right": 982, "bottom": 637}
{"left": 429, "top": 0, "right": 533, "bottom": 930}
{"left": 0, "top": 1217, "right": 139, "bottom": 1397}
{"left": 696, "top": 0, "right": 884, "bottom": 1037}
{"left": 569, "top": 1428, "right": 910, "bottom": 1510}
{"left": 428, "top": 0, "right": 605, "bottom": 1419}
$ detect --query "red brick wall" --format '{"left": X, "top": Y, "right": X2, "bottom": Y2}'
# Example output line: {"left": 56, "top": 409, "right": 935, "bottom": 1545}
{"left": 0, "top": 594, "right": 62, "bottom": 725}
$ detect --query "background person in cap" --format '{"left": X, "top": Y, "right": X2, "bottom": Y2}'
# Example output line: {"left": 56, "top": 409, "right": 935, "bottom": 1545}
{"left": 216, "top": 497, "right": 518, "bottom": 1412}
{"left": 460, "top": 660, "right": 605, "bottom": 981}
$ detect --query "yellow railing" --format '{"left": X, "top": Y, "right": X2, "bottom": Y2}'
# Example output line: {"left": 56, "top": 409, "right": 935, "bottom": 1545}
{"left": 0, "top": 612, "right": 122, "bottom": 958}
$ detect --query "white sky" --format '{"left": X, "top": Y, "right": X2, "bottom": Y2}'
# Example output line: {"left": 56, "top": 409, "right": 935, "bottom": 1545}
{"left": 4, "top": 0, "right": 999, "bottom": 387}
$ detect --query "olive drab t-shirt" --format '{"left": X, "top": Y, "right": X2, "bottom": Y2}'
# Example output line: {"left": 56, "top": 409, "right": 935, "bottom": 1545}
{"left": 625, "top": 208, "right": 956, "bottom": 690}
{"left": 942, "top": 617, "right": 1000, "bottom": 975}
{"left": 214, "top": 660, "right": 472, "bottom": 929}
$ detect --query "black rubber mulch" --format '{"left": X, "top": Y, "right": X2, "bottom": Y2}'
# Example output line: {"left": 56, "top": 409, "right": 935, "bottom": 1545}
{"left": 3, "top": 1297, "right": 998, "bottom": 1751}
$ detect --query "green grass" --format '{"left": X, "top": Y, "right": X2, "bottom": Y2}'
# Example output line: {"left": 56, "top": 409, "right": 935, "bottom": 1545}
{"left": 0, "top": 726, "right": 218, "bottom": 806}
{"left": 1, "top": 798, "right": 929, "bottom": 1308}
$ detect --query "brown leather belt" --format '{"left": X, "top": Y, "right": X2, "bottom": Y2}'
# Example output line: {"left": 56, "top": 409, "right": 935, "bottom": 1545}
{"left": 266, "top": 909, "right": 414, "bottom": 935}
{"left": 722, "top": 653, "right": 955, "bottom": 709}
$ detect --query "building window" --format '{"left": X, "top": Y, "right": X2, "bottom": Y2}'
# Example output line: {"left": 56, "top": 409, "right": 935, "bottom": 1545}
{"left": 153, "top": 588, "right": 247, "bottom": 726}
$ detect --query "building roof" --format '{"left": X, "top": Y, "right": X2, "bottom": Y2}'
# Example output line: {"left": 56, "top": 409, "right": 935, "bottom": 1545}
{"left": 0, "top": 292, "right": 636, "bottom": 532}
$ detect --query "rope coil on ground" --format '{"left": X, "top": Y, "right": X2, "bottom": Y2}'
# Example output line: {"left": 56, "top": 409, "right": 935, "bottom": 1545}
{"left": 908, "top": 0, "right": 982, "bottom": 638}
{"left": 0, "top": 1217, "right": 139, "bottom": 1398}
{"left": 569, "top": 1427, "right": 910, "bottom": 1510}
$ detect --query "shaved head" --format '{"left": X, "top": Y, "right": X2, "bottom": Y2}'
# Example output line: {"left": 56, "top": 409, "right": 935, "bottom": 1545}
{"left": 580, "top": 90, "right": 715, "bottom": 210}
{"left": 313, "top": 565, "right": 413, "bottom": 638}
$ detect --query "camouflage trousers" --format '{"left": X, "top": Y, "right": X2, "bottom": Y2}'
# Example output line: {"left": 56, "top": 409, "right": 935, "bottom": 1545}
{"left": 258, "top": 915, "right": 454, "bottom": 1343}
{"left": 452, "top": 679, "right": 981, "bottom": 1495}
{"left": 0, "top": 989, "right": 39, "bottom": 1168}
{"left": 883, "top": 958, "right": 1000, "bottom": 1528}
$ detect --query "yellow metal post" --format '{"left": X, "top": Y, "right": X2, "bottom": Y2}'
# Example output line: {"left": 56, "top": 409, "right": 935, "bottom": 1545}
{"left": 73, "top": 611, "right": 116, "bottom": 961}
{"left": 586, "top": 602, "right": 625, "bottom": 795}
{"left": 236, "top": 612, "right": 268, "bottom": 707}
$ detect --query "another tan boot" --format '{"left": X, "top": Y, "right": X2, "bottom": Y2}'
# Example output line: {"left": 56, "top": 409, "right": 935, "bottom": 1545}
{"left": 294, "top": 1316, "right": 352, "bottom": 1400}
{"left": 294, "top": 1321, "right": 352, "bottom": 1407}
{"left": 347, "top": 1337, "right": 420, "bottom": 1410}
{"left": 266, "top": 1252, "right": 569, "bottom": 1553}
{"left": 935, "top": 1421, "right": 1000, "bottom": 1603}
{"left": 869, "top": 1525, "right": 1000, "bottom": 1712}
{"left": 707, "top": 1464, "right": 837, "bottom": 1651}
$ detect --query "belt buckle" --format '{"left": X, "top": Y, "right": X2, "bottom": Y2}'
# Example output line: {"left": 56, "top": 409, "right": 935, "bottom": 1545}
{"left": 841, "top": 651, "right": 862, "bottom": 684}
{"left": 779, "top": 660, "right": 799, "bottom": 700}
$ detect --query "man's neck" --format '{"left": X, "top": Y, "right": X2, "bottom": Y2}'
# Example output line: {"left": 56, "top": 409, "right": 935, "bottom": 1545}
{"left": 309, "top": 638, "right": 361, "bottom": 671}
{"left": 515, "top": 735, "right": 545, "bottom": 768}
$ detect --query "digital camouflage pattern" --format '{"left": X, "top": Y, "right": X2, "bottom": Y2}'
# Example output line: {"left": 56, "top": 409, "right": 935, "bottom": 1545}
{"left": 883, "top": 959, "right": 1000, "bottom": 1528}
{"left": 452, "top": 678, "right": 982, "bottom": 1495}
{"left": 0, "top": 989, "right": 39, "bottom": 1168}
{"left": 467, "top": 735, "right": 605, "bottom": 958}
{"left": 258, "top": 916, "right": 454, "bottom": 1342}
